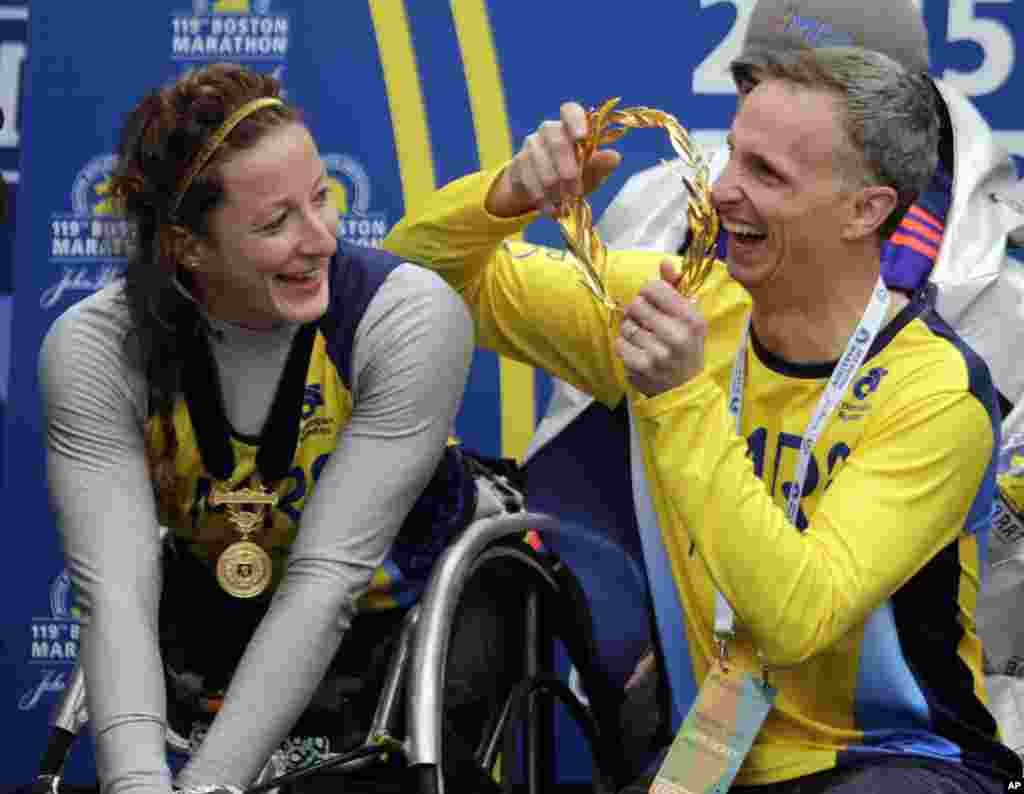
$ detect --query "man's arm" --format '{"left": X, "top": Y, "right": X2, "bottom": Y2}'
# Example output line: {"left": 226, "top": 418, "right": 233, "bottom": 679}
{"left": 385, "top": 165, "right": 676, "bottom": 409}
{"left": 384, "top": 100, "right": 673, "bottom": 408}
{"left": 176, "top": 266, "right": 473, "bottom": 787}
{"left": 39, "top": 299, "right": 173, "bottom": 794}
{"left": 633, "top": 366, "right": 994, "bottom": 667}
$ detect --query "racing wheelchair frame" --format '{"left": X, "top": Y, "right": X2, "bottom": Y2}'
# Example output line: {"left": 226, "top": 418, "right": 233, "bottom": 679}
{"left": 27, "top": 511, "right": 629, "bottom": 794}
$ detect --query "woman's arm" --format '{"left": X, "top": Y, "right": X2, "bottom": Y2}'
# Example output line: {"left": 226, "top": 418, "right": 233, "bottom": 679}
{"left": 39, "top": 293, "right": 173, "bottom": 794}
{"left": 177, "top": 265, "right": 473, "bottom": 786}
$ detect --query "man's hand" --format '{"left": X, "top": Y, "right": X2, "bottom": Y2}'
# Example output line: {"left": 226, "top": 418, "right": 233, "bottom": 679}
{"left": 485, "top": 101, "right": 621, "bottom": 218}
{"left": 617, "top": 259, "right": 707, "bottom": 397}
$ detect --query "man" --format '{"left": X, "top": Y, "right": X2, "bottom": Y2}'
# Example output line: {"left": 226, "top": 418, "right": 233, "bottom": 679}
{"left": 520, "top": 0, "right": 1024, "bottom": 766}
{"left": 386, "top": 48, "right": 1022, "bottom": 793}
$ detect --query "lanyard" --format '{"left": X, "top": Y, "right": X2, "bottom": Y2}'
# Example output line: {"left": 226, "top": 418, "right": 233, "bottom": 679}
{"left": 713, "top": 278, "right": 891, "bottom": 642}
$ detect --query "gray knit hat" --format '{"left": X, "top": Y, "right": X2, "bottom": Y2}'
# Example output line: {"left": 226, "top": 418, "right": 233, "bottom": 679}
{"left": 738, "top": 0, "right": 930, "bottom": 73}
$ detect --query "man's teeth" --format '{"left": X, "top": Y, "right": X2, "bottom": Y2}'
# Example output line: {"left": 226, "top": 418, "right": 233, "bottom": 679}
{"left": 724, "top": 221, "right": 765, "bottom": 238}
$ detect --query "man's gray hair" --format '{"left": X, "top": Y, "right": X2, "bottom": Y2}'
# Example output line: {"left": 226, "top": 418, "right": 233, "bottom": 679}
{"left": 744, "top": 47, "right": 939, "bottom": 239}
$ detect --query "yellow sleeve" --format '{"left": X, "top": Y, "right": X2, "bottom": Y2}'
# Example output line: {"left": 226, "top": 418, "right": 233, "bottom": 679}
{"left": 632, "top": 370, "right": 994, "bottom": 667}
{"left": 384, "top": 166, "right": 673, "bottom": 407}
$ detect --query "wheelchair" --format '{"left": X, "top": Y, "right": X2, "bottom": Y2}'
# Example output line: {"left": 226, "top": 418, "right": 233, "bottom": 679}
{"left": 25, "top": 509, "right": 642, "bottom": 794}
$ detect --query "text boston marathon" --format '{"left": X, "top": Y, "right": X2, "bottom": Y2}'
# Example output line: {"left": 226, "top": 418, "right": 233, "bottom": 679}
{"left": 172, "top": 15, "right": 288, "bottom": 58}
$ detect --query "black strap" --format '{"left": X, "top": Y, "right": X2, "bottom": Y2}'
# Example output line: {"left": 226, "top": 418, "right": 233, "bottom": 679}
{"left": 545, "top": 556, "right": 632, "bottom": 788}
{"left": 499, "top": 676, "right": 617, "bottom": 794}
{"left": 182, "top": 322, "right": 318, "bottom": 483}
{"left": 488, "top": 542, "right": 631, "bottom": 791}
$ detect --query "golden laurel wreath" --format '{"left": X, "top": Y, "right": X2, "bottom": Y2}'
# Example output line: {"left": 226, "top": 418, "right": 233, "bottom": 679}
{"left": 555, "top": 97, "right": 721, "bottom": 310}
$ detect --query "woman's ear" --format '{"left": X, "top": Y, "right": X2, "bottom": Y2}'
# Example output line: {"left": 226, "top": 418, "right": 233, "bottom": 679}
{"left": 159, "top": 223, "right": 207, "bottom": 273}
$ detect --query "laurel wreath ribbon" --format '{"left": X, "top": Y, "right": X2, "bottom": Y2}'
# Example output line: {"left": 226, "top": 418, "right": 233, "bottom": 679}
{"left": 555, "top": 97, "right": 721, "bottom": 311}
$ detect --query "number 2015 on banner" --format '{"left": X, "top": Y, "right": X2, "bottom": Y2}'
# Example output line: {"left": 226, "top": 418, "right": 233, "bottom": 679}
{"left": 692, "top": 0, "right": 1020, "bottom": 159}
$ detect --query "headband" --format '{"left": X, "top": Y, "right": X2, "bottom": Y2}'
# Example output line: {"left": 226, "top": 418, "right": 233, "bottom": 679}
{"left": 170, "top": 96, "right": 285, "bottom": 217}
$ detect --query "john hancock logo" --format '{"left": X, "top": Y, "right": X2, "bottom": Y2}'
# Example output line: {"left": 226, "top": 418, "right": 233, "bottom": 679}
{"left": 19, "top": 569, "right": 81, "bottom": 711}
{"left": 839, "top": 367, "right": 888, "bottom": 422}
{"left": 852, "top": 367, "right": 888, "bottom": 401}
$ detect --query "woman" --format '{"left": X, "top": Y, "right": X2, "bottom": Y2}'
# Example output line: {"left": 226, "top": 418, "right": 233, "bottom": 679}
{"left": 39, "top": 63, "right": 510, "bottom": 794}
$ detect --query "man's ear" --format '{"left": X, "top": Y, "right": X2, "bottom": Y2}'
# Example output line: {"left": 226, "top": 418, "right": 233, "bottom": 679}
{"left": 842, "top": 185, "right": 898, "bottom": 241}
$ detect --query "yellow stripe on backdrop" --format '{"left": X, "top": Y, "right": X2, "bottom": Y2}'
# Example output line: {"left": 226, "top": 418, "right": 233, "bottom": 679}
{"left": 451, "top": 0, "right": 536, "bottom": 462}
{"left": 368, "top": 1, "right": 437, "bottom": 212}
{"left": 372, "top": 0, "right": 537, "bottom": 461}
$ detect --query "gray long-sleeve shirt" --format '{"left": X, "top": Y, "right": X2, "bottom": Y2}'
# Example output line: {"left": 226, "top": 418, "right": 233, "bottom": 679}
{"left": 38, "top": 254, "right": 473, "bottom": 794}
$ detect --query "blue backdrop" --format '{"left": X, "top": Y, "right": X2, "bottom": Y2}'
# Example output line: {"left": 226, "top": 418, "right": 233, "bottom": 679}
{"left": 1, "top": 0, "right": 1021, "bottom": 787}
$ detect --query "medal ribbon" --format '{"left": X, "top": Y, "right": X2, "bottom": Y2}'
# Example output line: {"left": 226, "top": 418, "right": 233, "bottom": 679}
{"left": 180, "top": 321, "right": 318, "bottom": 597}
{"left": 183, "top": 321, "right": 318, "bottom": 485}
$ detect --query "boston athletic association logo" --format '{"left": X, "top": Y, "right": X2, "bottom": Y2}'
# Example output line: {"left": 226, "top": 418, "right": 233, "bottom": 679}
{"left": 44, "top": 153, "right": 134, "bottom": 310}
{"left": 19, "top": 569, "right": 81, "bottom": 711}
{"left": 322, "top": 153, "right": 391, "bottom": 249}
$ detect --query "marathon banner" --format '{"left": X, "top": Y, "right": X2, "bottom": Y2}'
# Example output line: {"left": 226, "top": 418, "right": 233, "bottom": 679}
{"left": 2, "top": 1, "right": 1021, "bottom": 787}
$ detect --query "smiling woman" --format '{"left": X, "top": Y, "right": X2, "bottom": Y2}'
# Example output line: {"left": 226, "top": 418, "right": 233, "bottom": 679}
{"left": 190, "top": 120, "right": 338, "bottom": 328}
{"left": 35, "top": 62, "right": 514, "bottom": 794}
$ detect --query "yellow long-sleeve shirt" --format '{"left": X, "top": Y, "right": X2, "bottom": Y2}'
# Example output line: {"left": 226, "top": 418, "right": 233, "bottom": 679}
{"left": 384, "top": 166, "right": 1021, "bottom": 785}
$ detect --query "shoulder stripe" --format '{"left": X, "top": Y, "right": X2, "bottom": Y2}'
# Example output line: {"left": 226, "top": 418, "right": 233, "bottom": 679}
{"left": 889, "top": 232, "right": 939, "bottom": 261}
{"left": 320, "top": 241, "right": 404, "bottom": 387}
{"left": 917, "top": 302, "right": 1001, "bottom": 545}
{"left": 907, "top": 204, "right": 944, "bottom": 232}
{"left": 918, "top": 304, "right": 1001, "bottom": 432}
{"left": 900, "top": 217, "right": 943, "bottom": 243}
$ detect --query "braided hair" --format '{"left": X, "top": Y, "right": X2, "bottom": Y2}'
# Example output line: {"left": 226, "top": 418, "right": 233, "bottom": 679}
{"left": 108, "top": 63, "right": 300, "bottom": 500}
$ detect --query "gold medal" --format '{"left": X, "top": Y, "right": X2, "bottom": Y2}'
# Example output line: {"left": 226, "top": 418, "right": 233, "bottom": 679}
{"left": 216, "top": 540, "right": 273, "bottom": 598}
{"left": 209, "top": 481, "right": 279, "bottom": 598}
